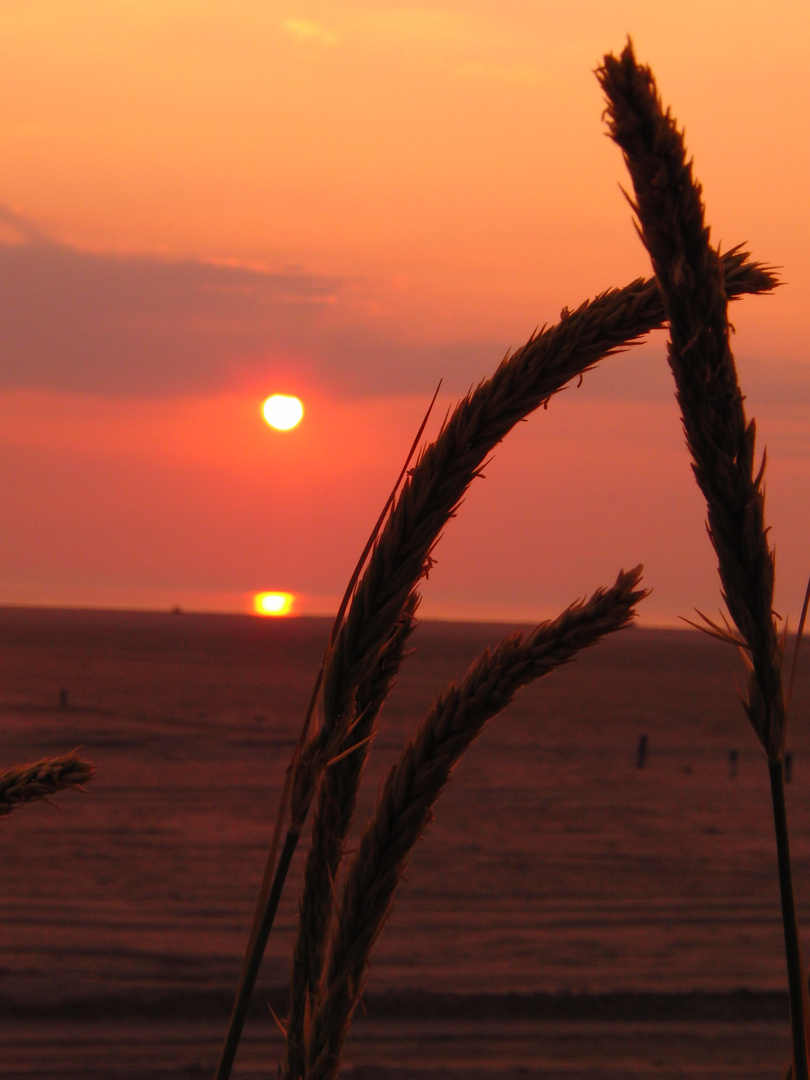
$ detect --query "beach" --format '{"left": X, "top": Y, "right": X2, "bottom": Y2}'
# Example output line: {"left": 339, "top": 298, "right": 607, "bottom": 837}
{"left": 1, "top": 607, "right": 809, "bottom": 1078}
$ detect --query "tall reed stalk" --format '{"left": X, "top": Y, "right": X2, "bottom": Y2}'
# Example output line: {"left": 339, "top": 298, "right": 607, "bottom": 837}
{"left": 283, "top": 593, "right": 419, "bottom": 1080}
{"left": 302, "top": 568, "right": 645, "bottom": 1080}
{"left": 215, "top": 246, "right": 775, "bottom": 1080}
{"left": 214, "top": 45, "right": 782, "bottom": 1078}
{"left": 598, "top": 39, "right": 807, "bottom": 1080}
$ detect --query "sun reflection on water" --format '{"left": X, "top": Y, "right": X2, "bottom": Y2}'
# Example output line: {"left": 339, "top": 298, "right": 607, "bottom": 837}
{"left": 253, "top": 591, "right": 295, "bottom": 616}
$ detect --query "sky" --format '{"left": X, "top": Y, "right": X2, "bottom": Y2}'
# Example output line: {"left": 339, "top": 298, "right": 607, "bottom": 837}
{"left": 0, "top": 1, "right": 808, "bottom": 626}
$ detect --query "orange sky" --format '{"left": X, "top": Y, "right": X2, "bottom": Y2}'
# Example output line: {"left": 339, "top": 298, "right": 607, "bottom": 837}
{"left": 0, "top": 2, "right": 808, "bottom": 625}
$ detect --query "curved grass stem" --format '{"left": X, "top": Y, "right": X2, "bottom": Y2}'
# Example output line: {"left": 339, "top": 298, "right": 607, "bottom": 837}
{"left": 769, "top": 756, "right": 810, "bottom": 1080}
{"left": 215, "top": 828, "right": 300, "bottom": 1080}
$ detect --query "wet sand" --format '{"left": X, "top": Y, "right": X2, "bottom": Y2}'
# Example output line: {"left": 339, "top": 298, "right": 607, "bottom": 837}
{"left": 0, "top": 1014, "right": 794, "bottom": 1079}
{"left": 1, "top": 608, "right": 809, "bottom": 1077}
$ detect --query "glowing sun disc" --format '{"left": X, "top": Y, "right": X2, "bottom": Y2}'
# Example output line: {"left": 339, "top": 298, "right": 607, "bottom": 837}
{"left": 254, "top": 592, "right": 295, "bottom": 616}
{"left": 263, "top": 394, "right": 303, "bottom": 430}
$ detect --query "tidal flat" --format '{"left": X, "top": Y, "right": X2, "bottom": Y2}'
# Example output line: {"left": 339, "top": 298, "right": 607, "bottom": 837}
{"left": 1, "top": 607, "right": 808, "bottom": 1078}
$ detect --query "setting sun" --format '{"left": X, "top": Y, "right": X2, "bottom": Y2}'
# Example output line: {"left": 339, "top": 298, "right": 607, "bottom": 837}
{"left": 262, "top": 395, "right": 303, "bottom": 431}
{"left": 253, "top": 591, "right": 295, "bottom": 616}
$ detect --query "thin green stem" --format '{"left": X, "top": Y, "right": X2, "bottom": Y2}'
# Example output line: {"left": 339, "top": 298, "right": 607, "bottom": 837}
{"left": 769, "top": 756, "right": 809, "bottom": 1080}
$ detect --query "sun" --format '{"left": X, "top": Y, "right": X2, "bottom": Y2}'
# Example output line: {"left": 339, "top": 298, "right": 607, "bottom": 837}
{"left": 253, "top": 591, "right": 295, "bottom": 617}
{"left": 262, "top": 394, "right": 303, "bottom": 431}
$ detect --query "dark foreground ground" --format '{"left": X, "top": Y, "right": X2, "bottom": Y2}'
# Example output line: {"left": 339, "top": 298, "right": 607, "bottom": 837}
{"left": 0, "top": 1004, "right": 795, "bottom": 1079}
{"left": 0, "top": 986, "right": 798, "bottom": 1078}
{"left": 1, "top": 607, "right": 809, "bottom": 1077}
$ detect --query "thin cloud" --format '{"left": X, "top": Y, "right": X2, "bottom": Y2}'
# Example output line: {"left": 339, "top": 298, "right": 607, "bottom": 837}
{"left": 0, "top": 207, "right": 526, "bottom": 400}
{"left": 0, "top": 204, "right": 52, "bottom": 246}
{"left": 0, "top": 215, "right": 344, "bottom": 397}
{"left": 281, "top": 17, "right": 339, "bottom": 47}
{"left": 0, "top": 211, "right": 694, "bottom": 404}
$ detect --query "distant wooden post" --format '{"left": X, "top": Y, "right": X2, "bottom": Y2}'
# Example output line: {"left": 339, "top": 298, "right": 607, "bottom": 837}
{"left": 636, "top": 734, "right": 648, "bottom": 768}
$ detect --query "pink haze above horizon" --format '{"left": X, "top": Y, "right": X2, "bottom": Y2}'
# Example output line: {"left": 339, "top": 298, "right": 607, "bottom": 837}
{"left": 0, "top": 1, "right": 808, "bottom": 628}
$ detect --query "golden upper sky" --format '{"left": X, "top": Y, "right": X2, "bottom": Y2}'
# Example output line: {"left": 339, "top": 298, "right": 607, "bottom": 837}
{"left": 3, "top": 2, "right": 808, "bottom": 341}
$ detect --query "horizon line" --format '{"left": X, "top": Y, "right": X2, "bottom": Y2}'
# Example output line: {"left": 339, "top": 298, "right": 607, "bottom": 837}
{"left": 0, "top": 597, "right": 700, "bottom": 632}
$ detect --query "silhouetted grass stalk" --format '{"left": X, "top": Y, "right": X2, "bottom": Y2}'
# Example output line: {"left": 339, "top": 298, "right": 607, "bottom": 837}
{"left": 303, "top": 568, "right": 646, "bottom": 1080}
{"left": 216, "top": 248, "right": 777, "bottom": 1080}
{"left": 598, "top": 39, "right": 807, "bottom": 1079}
{"left": 0, "top": 752, "right": 94, "bottom": 818}
{"left": 283, "top": 594, "right": 419, "bottom": 1080}
{"left": 770, "top": 756, "right": 809, "bottom": 1078}
{"left": 216, "top": 405, "right": 436, "bottom": 1080}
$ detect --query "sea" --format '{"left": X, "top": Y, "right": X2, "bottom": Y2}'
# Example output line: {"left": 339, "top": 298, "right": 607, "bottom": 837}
{"left": 1, "top": 606, "right": 809, "bottom": 1079}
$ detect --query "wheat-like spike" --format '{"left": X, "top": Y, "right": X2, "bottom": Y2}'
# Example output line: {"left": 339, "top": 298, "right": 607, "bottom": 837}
{"left": 597, "top": 38, "right": 807, "bottom": 1079}
{"left": 283, "top": 592, "right": 419, "bottom": 1080}
{"left": 220, "top": 248, "right": 775, "bottom": 1080}
{"left": 317, "top": 253, "right": 778, "bottom": 769}
{"left": 289, "top": 251, "right": 776, "bottom": 830}
{"left": 0, "top": 752, "right": 94, "bottom": 818}
{"left": 597, "top": 40, "right": 784, "bottom": 758}
{"left": 304, "top": 568, "right": 646, "bottom": 1080}
{"left": 280, "top": 246, "right": 775, "bottom": 1071}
